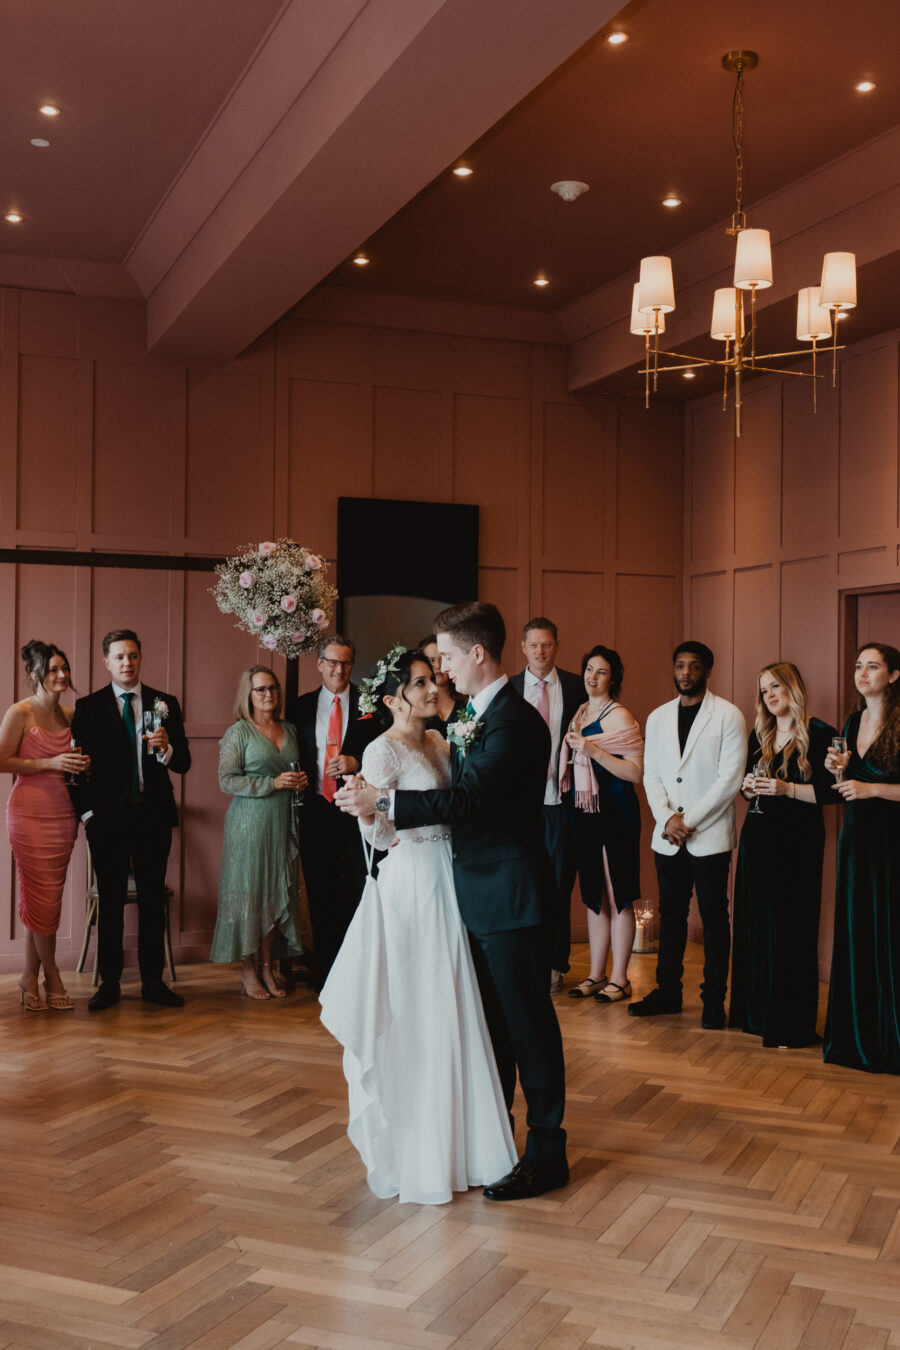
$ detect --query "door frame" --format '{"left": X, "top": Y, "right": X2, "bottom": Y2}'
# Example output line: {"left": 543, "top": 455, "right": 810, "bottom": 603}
{"left": 840, "top": 582, "right": 900, "bottom": 718}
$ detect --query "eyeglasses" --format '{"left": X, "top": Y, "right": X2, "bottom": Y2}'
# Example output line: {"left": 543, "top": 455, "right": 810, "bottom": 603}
{"left": 321, "top": 659, "right": 353, "bottom": 669}
{"left": 251, "top": 685, "right": 279, "bottom": 695}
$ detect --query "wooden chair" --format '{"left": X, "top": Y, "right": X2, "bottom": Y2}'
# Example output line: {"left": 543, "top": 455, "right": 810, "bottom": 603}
{"left": 77, "top": 843, "right": 176, "bottom": 985}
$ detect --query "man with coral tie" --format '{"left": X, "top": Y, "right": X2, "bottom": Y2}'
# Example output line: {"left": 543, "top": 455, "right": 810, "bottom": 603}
{"left": 289, "top": 635, "right": 378, "bottom": 980}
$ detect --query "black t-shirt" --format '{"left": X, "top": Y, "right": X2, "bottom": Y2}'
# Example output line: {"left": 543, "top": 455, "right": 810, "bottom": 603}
{"left": 677, "top": 700, "right": 702, "bottom": 755}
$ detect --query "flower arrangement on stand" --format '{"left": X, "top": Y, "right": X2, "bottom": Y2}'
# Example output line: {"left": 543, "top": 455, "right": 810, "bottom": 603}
{"left": 212, "top": 539, "right": 337, "bottom": 657}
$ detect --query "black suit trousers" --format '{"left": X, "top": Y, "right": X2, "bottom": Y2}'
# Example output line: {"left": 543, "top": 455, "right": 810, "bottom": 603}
{"left": 468, "top": 924, "right": 567, "bottom": 1166}
{"left": 542, "top": 803, "right": 576, "bottom": 972}
{"left": 654, "top": 848, "right": 732, "bottom": 1005}
{"left": 87, "top": 804, "right": 172, "bottom": 986}
{"left": 299, "top": 792, "right": 367, "bottom": 976}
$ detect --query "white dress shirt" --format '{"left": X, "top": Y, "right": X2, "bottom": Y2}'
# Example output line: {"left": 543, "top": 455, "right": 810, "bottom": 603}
{"left": 111, "top": 681, "right": 174, "bottom": 788}
{"left": 315, "top": 684, "right": 351, "bottom": 793}
{"left": 523, "top": 666, "right": 562, "bottom": 806}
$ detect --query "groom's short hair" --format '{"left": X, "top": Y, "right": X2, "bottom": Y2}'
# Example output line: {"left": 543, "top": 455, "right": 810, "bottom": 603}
{"left": 434, "top": 602, "right": 505, "bottom": 661}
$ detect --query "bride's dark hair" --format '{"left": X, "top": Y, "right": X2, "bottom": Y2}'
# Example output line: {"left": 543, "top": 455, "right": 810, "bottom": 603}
{"left": 366, "top": 648, "right": 433, "bottom": 731}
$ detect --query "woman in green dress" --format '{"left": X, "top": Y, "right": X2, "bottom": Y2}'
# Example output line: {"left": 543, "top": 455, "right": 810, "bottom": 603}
{"left": 211, "top": 666, "right": 307, "bottom": 999}
{"left": 729, "top": 663, "right": 835, "bottom": 1047}
{"left": 824, "top": 643, "right": 900, "bottom": 1073}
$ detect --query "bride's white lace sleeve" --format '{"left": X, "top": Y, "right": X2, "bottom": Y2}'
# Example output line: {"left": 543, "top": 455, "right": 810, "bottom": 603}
{"left": 359, "top": 737, "right": 400, "bottom": 849}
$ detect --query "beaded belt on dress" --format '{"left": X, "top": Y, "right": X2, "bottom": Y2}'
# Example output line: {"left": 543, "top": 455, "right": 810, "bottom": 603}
{"left": 404, "top": 832, "right": 451, "bottom": 843}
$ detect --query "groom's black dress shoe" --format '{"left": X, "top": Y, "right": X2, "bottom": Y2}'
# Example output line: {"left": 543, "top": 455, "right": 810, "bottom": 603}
{"left": 88, "top": 982, "right": 120, "bottom": 1012}
{"left": 483, "top": 1157, "right": 569, "bottom": 1201}
{"left": 628, "top": 988, "right": 682, "bottom": 1017}
{"left": 141, "top": 983, "right": 184, "bottom": 1008}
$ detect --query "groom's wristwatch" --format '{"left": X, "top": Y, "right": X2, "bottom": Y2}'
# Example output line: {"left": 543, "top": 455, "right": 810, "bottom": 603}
{"left": 375, "top": 791, "right": 391, "bottom": 814}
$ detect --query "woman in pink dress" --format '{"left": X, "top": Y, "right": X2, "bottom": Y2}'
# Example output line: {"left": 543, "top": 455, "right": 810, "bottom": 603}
{"left": 0, "top": 641, "right": 89, "bottom": 1010}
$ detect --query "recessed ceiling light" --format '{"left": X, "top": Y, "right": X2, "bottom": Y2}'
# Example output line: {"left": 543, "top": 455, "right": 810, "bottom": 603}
{"left": 5, "top": 211, "right": 23, "bottom": 224}
{"left": 352, "top": 252, "right": 370, "bottom": 266}
{"left": 606, "top": 31, "right": 629, "bottom": 45}
{"left": 661, "top": 195, "right": 682, "bottom": 208}
{"left": 533, "top": 276, "right": 550, "bottom": 287}
{"left": 682, "top": 370, "right": 696, "bottom": 380}
{"left": 855, "top": 80, "right": 876, "bottom": 92}
{"left": 452, "top": 165, "right": 473, "bottom": 177}
{"left": 30, "top": 138, "right": 50, "bottom": 148}
{"left": 38, "top": 103, "right": 60, "bottom": 117}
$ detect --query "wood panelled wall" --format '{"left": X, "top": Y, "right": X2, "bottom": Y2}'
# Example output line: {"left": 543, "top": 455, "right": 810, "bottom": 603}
{"left": 684, "top": 325, "right": 900, "bottom": 975}
{"left": 0, "top": 289, "right": 684, "bottom": 972}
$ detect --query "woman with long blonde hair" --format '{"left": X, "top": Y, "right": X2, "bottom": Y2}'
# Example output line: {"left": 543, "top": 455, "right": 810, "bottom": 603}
{"left": 729, "top": 662, "right": 836, "bottom": 1047}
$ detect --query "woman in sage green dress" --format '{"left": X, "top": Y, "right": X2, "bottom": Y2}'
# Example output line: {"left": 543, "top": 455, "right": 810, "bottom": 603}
{"left": 824, "top": 643, "right": 900, "bottom": 1073}
{"left": 211, "top": 666, "right": 307, "bottom": 999}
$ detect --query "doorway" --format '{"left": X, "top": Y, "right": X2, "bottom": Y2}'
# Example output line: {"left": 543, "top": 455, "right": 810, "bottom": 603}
{"left": 841, "top": 585, "right": 900, "bottom": 715}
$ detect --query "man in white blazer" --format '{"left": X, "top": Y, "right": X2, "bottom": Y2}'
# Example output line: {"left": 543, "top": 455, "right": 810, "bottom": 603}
{"left": 630, "top": 641, "right": 746, "bottom": 1028}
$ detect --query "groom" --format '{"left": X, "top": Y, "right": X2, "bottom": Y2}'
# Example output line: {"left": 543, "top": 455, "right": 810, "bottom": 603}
{"left": 336, "top": 601, "right": 567, "bottom": 1199}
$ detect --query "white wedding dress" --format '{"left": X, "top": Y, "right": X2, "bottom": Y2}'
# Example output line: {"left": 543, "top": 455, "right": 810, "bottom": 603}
{"left": 319, "top": 731, "right": 516, "bottom": 1205}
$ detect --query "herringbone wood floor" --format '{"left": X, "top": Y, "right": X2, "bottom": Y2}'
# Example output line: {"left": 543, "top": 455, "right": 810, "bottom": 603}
{"left": 2, "top": 945, "right": 900, "bottom": 1349}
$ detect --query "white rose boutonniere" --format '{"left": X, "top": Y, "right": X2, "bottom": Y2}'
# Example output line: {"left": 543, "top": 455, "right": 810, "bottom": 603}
{"left": 447, "top": 709, "right": 484, "bottom": 759}
{"left": 152, "top": 698, "right": 169, "bottom": 721}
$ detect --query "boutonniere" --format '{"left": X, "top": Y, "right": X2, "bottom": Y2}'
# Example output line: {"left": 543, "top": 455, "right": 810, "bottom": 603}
{"left": 152, "top": 698, "right": 169, "bottom": 721}
{"left": 447, "top": 710, "right": 484, "bottom": 759}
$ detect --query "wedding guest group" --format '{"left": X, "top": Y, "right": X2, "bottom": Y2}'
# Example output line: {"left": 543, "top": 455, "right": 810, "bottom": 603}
{"left": 563, "top": 645, "right": 643, "bottom": 1005}
{"left": 210, "top": 667, "right": 306, "bottom": 999}
{"left": 71, "top": 629, "right": 191, "bottom": 1011}
{"left": 287, "top": 635, "right": 379, "bottom": 981}
{"left": 511, "top": 618, "right": 582, "bottom": 990}
{"left": 0, "top": 641, "right": 89, "bottom": 1010}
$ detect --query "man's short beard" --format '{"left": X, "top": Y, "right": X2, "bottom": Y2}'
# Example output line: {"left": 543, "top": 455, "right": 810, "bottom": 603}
{"left": 674, "top": 674, "right": 707, "bottom": 698}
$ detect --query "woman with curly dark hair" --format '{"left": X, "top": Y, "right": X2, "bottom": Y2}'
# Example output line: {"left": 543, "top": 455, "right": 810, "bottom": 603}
{"left": 824, "top": 643, "right": 900, "bottom": 1072}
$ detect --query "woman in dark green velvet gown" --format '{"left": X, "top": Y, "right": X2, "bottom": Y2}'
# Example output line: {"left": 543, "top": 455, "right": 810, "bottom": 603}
{"left": 729, "top": 663, "right": 836, "bottom": 1047}
{"left": 824, "top": 643, "right": 900, "bottom": 1074}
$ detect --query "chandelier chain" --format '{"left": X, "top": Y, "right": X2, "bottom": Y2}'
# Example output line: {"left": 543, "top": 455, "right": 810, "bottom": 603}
{"left": 732, "top": 66, "right": 745, "bottom": 230}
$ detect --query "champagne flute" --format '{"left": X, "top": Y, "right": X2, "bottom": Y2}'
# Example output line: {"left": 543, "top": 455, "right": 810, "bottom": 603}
{"left": 288, "top": 760, "right": 304, "bottom": 809}
{"left": 143, "top": 710, "right": 154, "bottom": 759}
{"left": 65, "top": 735, "right": 82, "bottom": 786}
{"left": 749, "top": 760, "right": 766, "bottom": 815}
{"left": 831, "top": 735, "right": 848, "bottom": 784}
{"left": 566, "top": 718, "right": 581, "bottom": 765}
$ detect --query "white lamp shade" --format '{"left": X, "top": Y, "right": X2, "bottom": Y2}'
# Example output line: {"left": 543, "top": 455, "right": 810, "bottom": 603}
{"left": 638, "top": 255, "right": 675, "bottom": 314}
{"left": 734, "top": 228, "right": 773, "bottom": 290}
{"left": 630, "top": 283, "right": 666, "bottom": 335}
{"left": 820, "top": 251, "right": 857, "bottom": 310}
{"left": 710, "top": 287, "right": 744, "bottom": 341}
{"left": 796, "top": 286, "right": 832, "bottom": 341}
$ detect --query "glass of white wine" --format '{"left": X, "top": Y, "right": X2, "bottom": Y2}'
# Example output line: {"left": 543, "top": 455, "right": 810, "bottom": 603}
{"left": 831, "top": 735, "right": 848, "bottom": 784}
{"left": 749, "top": 760, "right": 766, "bottom": 815}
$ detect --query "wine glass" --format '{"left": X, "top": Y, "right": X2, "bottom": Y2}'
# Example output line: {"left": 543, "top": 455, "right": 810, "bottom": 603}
{"left": 566, "top": 718, "right": 581, "bottom": 765}
{"left": 65, "top": 735, "right": 82, "bottom": 786}
{"left": 144, "top": 710, "right": 165, "bottom": 762}
{"left": 748, "top": 760, "right": 766, "bottom": 815}
{"left": 831, "top": 735, "right": 848, "bottom": 784}
{"left": 288, "top": 760, "right": 304, "bottom": 809}
{"left": 143, "top": 710, "right": 154, "bottom": 759}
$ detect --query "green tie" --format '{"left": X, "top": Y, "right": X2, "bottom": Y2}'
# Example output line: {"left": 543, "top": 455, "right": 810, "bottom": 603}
{"left": 121, "top": 692, "right": 141, "bottom": 800}
{"left": 466, "top": 700, "right": 475, "bottom": 717}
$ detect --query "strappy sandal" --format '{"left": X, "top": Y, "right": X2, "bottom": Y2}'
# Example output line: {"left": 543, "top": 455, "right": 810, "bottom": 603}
{"left": 568, "top": 978, "right": 606, "bottom": 999}
{"left": 43, "top": 984, "right": 75, "bottom": 1011}
{"left": 594, "top": 980, "right": 632, "bottom": 1003}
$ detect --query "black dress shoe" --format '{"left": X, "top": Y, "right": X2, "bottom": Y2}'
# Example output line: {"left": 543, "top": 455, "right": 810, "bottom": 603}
{"left": 88, "top": 982, "right": 120, "bottom": 1012}
{"left": 141, "top": 983, "right": 184, "bottom": 1007}
{"left": 628, "top": 988, "right": 682, "bottom": 1017}
{"left": 483, "top": 1157, "right": 569, "bottom": 1201}
{"left": 701, "top": 1003, "right": 726, "bottom": 1029}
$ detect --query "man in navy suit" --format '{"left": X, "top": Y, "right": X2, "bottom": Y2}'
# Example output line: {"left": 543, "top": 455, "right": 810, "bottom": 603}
{"left": 511, "top": 617, "right": 583, "bottom": 990}
{"left": 338, "top": 603, "right": 567, "bottom": 1201}
{"left": 71, "top": 629, "right": 190, "bottom": 1011}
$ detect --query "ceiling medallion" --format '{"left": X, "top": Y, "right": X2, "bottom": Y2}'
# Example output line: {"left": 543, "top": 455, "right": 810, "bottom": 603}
{"left": 551, "top": 180, "right": 589, "bottom": 202}
{"left": 632, "top": 52, "right": 857, "bottom": 437}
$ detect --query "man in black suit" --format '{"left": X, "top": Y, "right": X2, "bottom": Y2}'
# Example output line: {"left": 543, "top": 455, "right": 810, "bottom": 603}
{"left": 337, "top": 603, "right": 567, "bottom": 1201}
{"left": 70, "top": 629, "right": 191, "bottom": 1011}
{"left": 288, "top": 634, "right": 378, "bottom": 979}
{"left": 511, "top": 616, "right": 583, "bottom": 990}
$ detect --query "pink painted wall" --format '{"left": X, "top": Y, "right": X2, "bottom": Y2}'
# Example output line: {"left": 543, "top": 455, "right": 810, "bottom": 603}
{"left": 0, "top": 289, "right": 684, "bottom": 971}
{"left": 682, "top": 325, "right": 900, "bottom": 975}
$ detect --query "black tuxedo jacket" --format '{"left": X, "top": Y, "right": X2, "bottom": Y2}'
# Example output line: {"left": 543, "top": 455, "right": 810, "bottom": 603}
{"left": 70, "top": 684, "right": 191, "bottom": 827}
{"left": 510, "top": 666, "right": 584, "bottom": 785}
{"left": 394, "top": 681, "right": 551, "bottom": 935}
{"left": 289, "top": 683, "right": 379, "bottom": 791}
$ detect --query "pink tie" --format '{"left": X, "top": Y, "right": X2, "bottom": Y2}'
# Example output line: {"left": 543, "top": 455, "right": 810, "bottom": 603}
{"left": 535, "top": 679, "right": 552, "bottom": 780}
{"left": 323, "top": 696, "right": 342, "bottom": 803}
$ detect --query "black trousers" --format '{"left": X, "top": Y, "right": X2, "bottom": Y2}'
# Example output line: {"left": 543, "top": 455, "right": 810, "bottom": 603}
{"left": 655, "top": 847, "right": 732, "bottom": 1005}
{"left": 542, "top": 802, "right": 577, "bottom": 973}
{"left": 299, "top": 792, "right": 368, "bottom": 977}
{"left": 468, "top": 924, "right": 567, "bottom": 1166}
{"left": 87, "top": 805, "right": 172, "bottom": 987}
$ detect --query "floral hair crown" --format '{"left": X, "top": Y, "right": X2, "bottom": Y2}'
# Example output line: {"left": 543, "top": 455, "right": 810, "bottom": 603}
{"left": 358, "top": 643, "right": 414, "bottom": 716}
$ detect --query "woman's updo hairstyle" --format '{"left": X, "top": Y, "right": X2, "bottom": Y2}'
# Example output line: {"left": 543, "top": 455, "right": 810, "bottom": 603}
{"left": 360, "top": 646, "right": 433, "bottom": 731}
{"left": 21, "top": 639, "right": 72, "bottom": 690}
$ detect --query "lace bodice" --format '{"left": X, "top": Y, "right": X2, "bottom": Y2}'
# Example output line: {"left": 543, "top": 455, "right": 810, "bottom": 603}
{"left": 360, "top": 731, "right": 451, "bottom": 848}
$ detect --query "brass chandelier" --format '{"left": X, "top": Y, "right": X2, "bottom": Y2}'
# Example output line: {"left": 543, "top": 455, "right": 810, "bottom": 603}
{"left": 632, "top": 51, "right": 858, "bottom": 437}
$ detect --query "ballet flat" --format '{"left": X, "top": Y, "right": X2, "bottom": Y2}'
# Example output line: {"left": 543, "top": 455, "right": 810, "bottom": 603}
{"left": 19, "top": 985, "right": 47, "bottom": 1012}
{"left": 43, "top": 984, "right": 75, "bottom": 1011}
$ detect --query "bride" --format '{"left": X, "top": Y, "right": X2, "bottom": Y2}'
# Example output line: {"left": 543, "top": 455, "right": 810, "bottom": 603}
{"left": 319, "top": 646, "right": 516, "bottom": 1204}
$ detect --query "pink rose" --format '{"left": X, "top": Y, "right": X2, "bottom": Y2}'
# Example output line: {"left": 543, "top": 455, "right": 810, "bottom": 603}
{"left": 290, "top": 630, "right": 307, "bottom": 644}
{"left": 258, "top": 541, "right": 277, "bottom": 556}
{"left": 261, "top": 633, "right": 278, "bottom": 650}
{"left": 251, "top": 610, "right": 266, "bottom": 627}
{"left": 280, "top": 595, "right": 297, "bottom": 613}
{"left": 311, "top": 608, "right": 327, "bottom": 627}
{"left": 304, "top": 554, "right": 323, "bottom": 571}
{"left": 238, "top": 571, "right": 255, "bottom": 588}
